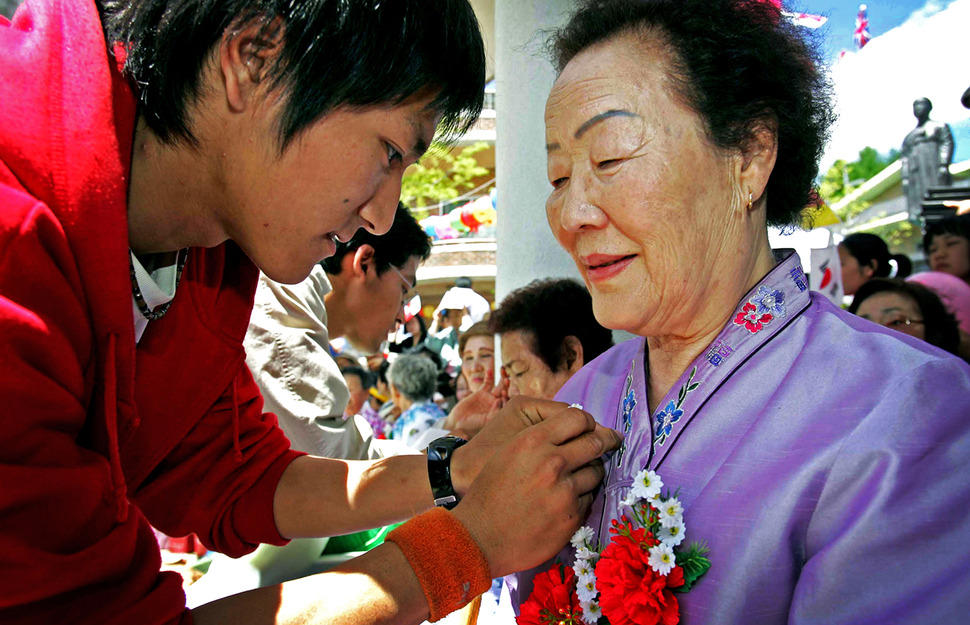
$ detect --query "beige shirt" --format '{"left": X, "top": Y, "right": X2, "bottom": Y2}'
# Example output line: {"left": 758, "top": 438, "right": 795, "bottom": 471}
{"left": 245, "top": 265, "right": 413, "bottom": 460}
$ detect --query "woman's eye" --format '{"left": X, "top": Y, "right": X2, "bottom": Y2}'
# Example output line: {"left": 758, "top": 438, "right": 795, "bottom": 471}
{"left": 597, "top": 158, "right": 622, "bottom": 170}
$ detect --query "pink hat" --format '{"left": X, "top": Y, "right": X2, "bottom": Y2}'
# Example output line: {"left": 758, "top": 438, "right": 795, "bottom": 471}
{"left": 906, "top": 271, "right": 970, "bottom": 334}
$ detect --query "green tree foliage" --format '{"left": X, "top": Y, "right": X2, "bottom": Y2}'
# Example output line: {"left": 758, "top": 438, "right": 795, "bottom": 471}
{"left": 401, "top": 142, "right": 491, "bottom": 212}
{"left": 819, "top": 147, "right": 919, "bottom": 251}
{"left": 819, "top": 147, "right": 899, "bottom": 221}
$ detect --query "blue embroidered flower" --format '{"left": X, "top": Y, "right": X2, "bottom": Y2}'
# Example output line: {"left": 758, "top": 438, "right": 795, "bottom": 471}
{"left": 622, "top": 389, "right": 637, "bottom": 420}
{"left": 654, "top": 400, "right": 684, "bottom": 442}
{"left": 617, "top": 384, "right": 637, "bottom": 466}
{"left": 752, "top": 285, "right": 786, "bottom": 318}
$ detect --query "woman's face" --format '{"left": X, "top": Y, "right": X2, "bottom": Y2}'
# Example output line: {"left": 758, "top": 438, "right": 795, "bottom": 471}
{"left": 405, "top": 316, "right": 423, "bottom": 338}
{"left": 544, "top": 35, "right": 748, "bottom": 336}
{"left": 501, "top": 330, "right": 574, "bottom": 400}
{"left": 927, "top": 233, "right": 970, "bottom": 282}
{"left": 460, "top": 335, "right": 495, "bottom": 393}
{"left": 838, "top": 244, "right": 874, "bottom": 296}
{"left": 855, "top": 292, "right": 926, "bottom": 341}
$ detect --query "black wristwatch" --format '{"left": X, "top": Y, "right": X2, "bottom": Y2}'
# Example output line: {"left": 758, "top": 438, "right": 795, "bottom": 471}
{"left": 427, "top": 436, "right": 468, "bottom": 509}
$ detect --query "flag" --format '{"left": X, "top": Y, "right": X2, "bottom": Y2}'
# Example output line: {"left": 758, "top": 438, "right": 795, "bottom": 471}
{"left": 810, "top": 246, "right": 845, "bottom": 306}
{"left": 853, "top": 4, "right": 871, "bottom": 49}
{"left": 783, "top": 11, "right": 828, "bottom": 29}
{"left": 403, "top": 294, "right": 422, "bottom": 322}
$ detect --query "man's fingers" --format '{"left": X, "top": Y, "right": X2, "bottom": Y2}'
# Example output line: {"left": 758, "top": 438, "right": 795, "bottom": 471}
{"left": 570, "top": 460, "right": 606, "bottom": 496}
{"left": 552, "top": 427, "right": 621, "bottom": 474}
{"left": 508, "top": 396, "right": 592, "bottom": 430}
{"left": 576, "top": 491, "right": 595, "bottom": 520}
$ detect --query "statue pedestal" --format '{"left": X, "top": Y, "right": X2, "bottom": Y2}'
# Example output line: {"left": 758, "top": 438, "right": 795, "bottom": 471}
{"left": 920, "top": 185, "right": 970, "bottom": 226}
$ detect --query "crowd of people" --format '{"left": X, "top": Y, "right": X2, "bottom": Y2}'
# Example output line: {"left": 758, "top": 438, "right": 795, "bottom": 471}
{"left": 838, "top": 215, "right": 970, "bottom": 360}
{"left": 2, "top": 0, "right": 970, "bottom": 624}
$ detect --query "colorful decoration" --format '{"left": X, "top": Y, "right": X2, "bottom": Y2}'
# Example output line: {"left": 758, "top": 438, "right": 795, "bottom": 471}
{"left": 517, "top": 470, "right": 711, "bottom": 625}
{"left": 419, "top": 192, "right": 497, "bottom": 241}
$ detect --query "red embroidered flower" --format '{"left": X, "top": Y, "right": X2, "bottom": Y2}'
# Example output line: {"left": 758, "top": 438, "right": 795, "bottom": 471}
{"left": 733, "top": 302, "right": 773, "bottom": 334}
{"left": 595, "top": 528, "right": 685, "bottom": 625}
{"left": 517, "top": 565, "right": 584, "bottom": 625}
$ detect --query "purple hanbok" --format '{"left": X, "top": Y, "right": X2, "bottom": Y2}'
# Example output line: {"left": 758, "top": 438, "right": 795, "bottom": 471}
{"left": 505, "top": 253, "right": 970, "bottom": 624}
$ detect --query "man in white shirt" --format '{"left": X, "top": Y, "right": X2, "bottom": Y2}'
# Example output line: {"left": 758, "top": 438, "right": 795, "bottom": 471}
{"left": 245, "top": 204, "right": 431, "bottom": 461}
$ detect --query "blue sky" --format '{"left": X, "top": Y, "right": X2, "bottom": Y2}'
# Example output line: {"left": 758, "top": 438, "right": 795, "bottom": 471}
{"left": 808, "top": 0, "right": 970, "bottom": 168}
{"left": 803, "top": 0, "right": 957, "bottom": 62}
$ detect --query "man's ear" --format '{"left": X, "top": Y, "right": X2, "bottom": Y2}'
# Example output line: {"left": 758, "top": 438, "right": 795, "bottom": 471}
{"left": 559, "top": 336, "right": 585, "bottom": 374}
{"left": 735, "top": 118, "right": 779, "bottom": 211}
{"left": 219, "top": 18, "right": 284, "bottom": 113}
{"left": 351, "top": 244, "right": 378, "bottom": 280}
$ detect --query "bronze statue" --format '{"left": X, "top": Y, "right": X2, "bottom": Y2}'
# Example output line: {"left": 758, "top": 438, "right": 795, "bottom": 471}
{"left": 901, "top": 98, "right": 954, "bottom": 217}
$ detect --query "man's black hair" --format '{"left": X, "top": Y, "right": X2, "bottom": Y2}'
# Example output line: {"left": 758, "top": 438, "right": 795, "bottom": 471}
{"left": 489, "top": 278, "right": 613, "bottom": 372}
{"left": 340, "top": 365, "right": 375, "bottom": 389}
{"left": 550, "top": 0, "right": 834, "bottom": 227}
{"left": 98, "top": 0, "right": 485, "bottom": 148}
{"left": 320, "top": 203, "right": 431, "bottom": 276}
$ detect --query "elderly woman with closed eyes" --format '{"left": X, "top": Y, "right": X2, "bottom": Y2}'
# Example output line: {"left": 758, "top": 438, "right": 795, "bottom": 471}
{"left": 506, "top": 0, "right": 970, "bottom": 623}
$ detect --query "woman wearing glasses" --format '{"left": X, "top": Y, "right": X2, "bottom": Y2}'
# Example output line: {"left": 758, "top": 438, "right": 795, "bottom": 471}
{"left": 849, "top": 278, "right": 963, "bottom": 358}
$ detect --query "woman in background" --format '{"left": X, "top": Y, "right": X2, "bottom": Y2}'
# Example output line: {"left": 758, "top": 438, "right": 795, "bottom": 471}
{"left": 838, "top": 232, "right": 910, "bottom": 296}
{"left": 490, "top": 278, "right": 613, "bottom": 400}
{"left": 458, "top": 321, "right": 496, "bottom": 393}
{"left": 849, "top": 278, "right": 962, "bottom": 357}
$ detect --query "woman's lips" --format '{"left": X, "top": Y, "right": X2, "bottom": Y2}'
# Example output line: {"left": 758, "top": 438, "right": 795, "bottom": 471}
{"left": 583, "top": 254, "right": 637, "bottom": 282}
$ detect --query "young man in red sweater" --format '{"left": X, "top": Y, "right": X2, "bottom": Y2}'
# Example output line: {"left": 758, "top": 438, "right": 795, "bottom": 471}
{"left": 0, "top": 1, "right": 620, "bottom": 623}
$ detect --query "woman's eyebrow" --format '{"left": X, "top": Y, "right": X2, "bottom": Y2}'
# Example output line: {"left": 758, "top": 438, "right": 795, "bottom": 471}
{"left": 574, "top": 109, "right": 639, "bottom": 139}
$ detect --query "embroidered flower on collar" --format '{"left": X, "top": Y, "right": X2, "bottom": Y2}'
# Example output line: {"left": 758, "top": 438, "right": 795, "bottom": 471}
{"left": 751, "top": 285, "right": 787, "bottom": 318}
{"left": 617, "top": 365, "right": 637, "bottom": 467}
{"left": 733, "top": 302, "right": 773, "bottom": 334}
{"left": 653, "top": 367, "right": 699, "bottom": 447}
{"left": 654, "top": 400, "right": 684, "bottom": 444}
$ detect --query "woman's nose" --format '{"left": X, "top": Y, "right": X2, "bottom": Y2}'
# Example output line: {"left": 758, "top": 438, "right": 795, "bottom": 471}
{"left": 559, "top": 179, "right": 607, "bottom": 232}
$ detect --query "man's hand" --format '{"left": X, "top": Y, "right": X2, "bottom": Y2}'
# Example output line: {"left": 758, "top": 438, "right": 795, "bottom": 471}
{"left": 446, "top": 369, "right": 509, "bottom": 439}
{"left": 449, "top": 398, "right": 621, "bottom": 578}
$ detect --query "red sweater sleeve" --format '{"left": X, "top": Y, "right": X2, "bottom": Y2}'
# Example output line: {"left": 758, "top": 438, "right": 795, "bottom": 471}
{"left": 132, "top": 362, "right": 304, "bottom": 556}
{"left": 0, "top": 194, "right": 189, "bottom": 624}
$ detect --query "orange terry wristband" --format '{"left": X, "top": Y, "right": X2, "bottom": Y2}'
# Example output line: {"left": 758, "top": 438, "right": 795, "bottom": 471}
{"left": 385, "top": 507, "right": 492, "bottom": 622}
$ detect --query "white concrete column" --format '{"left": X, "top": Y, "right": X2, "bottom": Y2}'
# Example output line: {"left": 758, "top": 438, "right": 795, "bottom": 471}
{"left": 494, "top": 0, "right": 580, "bottom": 302}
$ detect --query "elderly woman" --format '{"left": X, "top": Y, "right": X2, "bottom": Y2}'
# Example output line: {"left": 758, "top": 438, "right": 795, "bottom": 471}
{"left": 386, "top": 354, "right": 447, "bottom": 448}
{"left": 489, "top": 278, "right": 613, "bottom": 399}
{"left": 507, "top": 0, "right": 970, "bottom": 622}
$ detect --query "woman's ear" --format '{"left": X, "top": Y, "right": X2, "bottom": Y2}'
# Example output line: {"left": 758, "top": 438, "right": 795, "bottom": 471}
{"left": 218, "top": 18, "right": 284, "bottom": 113}
{"left": 737, "top": 119, "right": 779, "bottom": 209}
{"left": 559, "top": 336, "right": 585, "bottom": 374}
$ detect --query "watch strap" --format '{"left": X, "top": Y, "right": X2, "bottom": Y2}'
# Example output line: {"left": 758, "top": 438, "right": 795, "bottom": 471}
{"left": 427, "top": 436, "right": 467, "bottom": 509}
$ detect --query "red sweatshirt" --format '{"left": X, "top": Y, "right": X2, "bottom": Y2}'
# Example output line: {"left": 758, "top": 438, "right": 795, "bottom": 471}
{"left": 0, "top": 1, "right": 304, "bottom": 622}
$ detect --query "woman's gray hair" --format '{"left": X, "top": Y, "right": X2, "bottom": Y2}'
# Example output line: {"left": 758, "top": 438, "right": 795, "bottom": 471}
{"left": 387, "top": 354, "right": 439, "bottom": 403}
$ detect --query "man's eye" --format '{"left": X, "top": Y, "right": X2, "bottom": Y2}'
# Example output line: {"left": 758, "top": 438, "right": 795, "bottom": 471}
{"left": 551, "top": 176, "right": 569, "bottom": 189}
{"left": 386, "top": 142, "right": 403, "bottom": 166}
